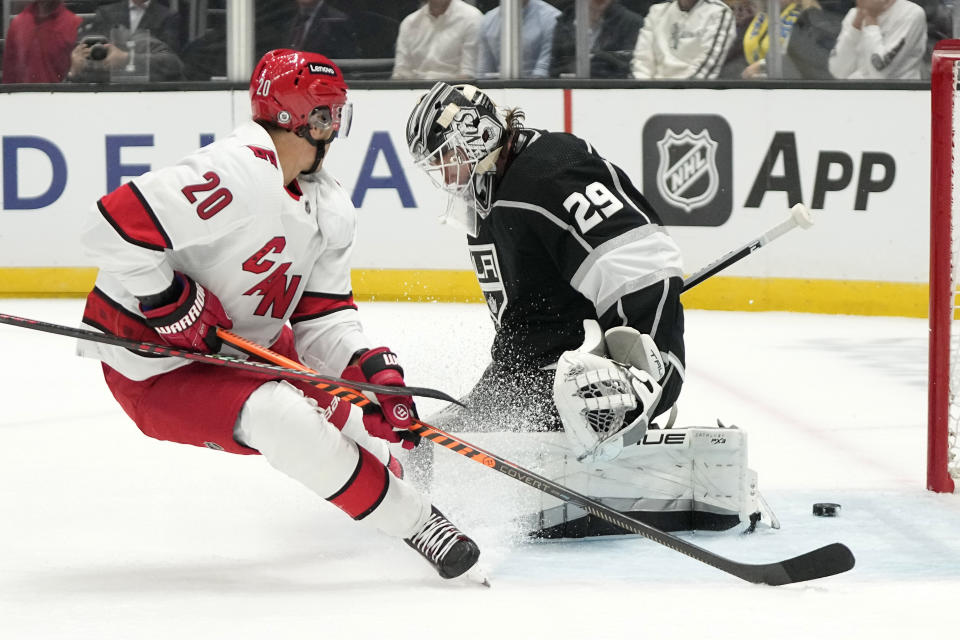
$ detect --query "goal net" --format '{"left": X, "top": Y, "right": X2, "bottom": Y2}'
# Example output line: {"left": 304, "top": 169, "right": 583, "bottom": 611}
{"left": 930, "top": 40, "right": 960, "bottom": 493}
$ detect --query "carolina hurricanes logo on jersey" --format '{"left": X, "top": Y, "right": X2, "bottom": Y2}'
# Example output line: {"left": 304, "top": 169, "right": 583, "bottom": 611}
{"left": 242, "top": 237, "right": 303, "bottom": 319}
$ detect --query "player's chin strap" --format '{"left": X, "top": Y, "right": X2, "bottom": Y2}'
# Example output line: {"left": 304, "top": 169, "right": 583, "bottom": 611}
{"left": 297, "top": 126, "right": 329, "bottom": 175}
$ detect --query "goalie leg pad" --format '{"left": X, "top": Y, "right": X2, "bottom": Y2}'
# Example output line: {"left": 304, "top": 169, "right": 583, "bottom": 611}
{"left": 429, "top": 426, "right": 763, "bottom": 538}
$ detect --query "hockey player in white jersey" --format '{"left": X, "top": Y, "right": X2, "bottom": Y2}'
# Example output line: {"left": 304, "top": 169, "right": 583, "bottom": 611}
{"left": 78, "top": 50, "right": 480, "bottom": 580}
{"left": 405, "top": 82, "right": 773, "bottom": 537}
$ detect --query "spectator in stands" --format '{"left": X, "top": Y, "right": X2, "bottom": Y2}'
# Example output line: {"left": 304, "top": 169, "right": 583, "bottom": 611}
{"left": 286, "top": 0, "right": 359, "bottom": 59}
{"left": 255, "top": 0, "right": 298, "bottom": 58}
{"left": 182, "top": 0, "right": 298, "bottom": 81}
{"left": 739, "top": 0, "right": 802, "bottom": 77}
{"left": 550, "top": 0, "right": 644, "bottom": 78}
{"left": 631, "top": 0, "right": 737, "bottom": 79}
{"left": 476, "top": 0, "right": 561, "bottom": 78}
{"left": 66, "top": 32, "right": 183, "bottom": 82}
{"left": 84, "top": 0, "right": 180, "bottom": 52}
{"left": 66, "top": 0, "right": 183, "bottom": 82}
{"left": 734, "top": 0, "right": 840, "bottom": 79}
{"left": 828, "top": 0, "right": 927, "bottom": 79}
{"left": 67, "top": 10, "right": 184, "bottom": 82}
{"left": 343, "top": 0, "right": 421, "bottom": 60}
{"left": 781, "top": 0, "right": 843, "bottom": 79}
{"left": 719, "top": 0, "right": 758, "bottom": 77}
{"left": 1, "top": 0, "right": 81, "bottom": 83}
{"left": 392, "top": 0, "right": 483, "bottom": 80}
{"left": 922, "top": 0, "right": 952, "bottom": 75}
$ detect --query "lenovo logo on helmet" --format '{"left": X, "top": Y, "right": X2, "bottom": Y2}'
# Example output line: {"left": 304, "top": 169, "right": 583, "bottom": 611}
{"left": 308, "top": 62, "right": 337, "bottom": 76}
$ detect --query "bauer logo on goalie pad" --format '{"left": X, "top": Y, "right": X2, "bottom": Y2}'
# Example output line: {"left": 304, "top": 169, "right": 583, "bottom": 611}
{"left": 642, "top": 114, "right": 732, "bottom": 227}
{"left": 641, "top": 431, "right": 687, "bottom": 446}
{"left": 470, "top": 244, "right": 507, "bottom": 326}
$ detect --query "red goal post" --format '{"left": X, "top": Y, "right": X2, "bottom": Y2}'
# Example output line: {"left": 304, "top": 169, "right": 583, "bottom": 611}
{"left": 929, "top": 40, "right": 960, "bottom": 493}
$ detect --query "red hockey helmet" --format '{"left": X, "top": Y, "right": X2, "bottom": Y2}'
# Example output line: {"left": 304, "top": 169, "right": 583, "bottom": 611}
{"left": 249, "top": 49, "right": 352, "bottom": 138}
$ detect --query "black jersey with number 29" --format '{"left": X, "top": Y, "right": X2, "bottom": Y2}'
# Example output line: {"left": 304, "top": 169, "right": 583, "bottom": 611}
{"left": 467, "top": 129, "right": 686, "bottom": 377}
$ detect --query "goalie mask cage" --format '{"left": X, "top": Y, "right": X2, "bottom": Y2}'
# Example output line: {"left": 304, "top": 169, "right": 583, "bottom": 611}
{"left": 930, "top": 40, "right": 960, "bottom": 493}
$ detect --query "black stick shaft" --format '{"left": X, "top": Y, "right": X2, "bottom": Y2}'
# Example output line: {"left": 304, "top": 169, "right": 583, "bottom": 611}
{"left": 683, "top": 243, "right": 758, "bottom": 292}
{"left": 681, "top": 208, "right": 810, "bottom": 293}
{"left": 0, "top": 312, "right": 460, "bottom": 405}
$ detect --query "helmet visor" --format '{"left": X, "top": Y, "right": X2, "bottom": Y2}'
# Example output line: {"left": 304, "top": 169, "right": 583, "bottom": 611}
{"left": 309, "top": 102, "right": 353, "bottom": 138}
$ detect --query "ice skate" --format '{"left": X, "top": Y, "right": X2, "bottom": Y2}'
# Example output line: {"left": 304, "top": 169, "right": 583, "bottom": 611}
{"left": 405, "top": 507, "right": 480, "bottom": 579}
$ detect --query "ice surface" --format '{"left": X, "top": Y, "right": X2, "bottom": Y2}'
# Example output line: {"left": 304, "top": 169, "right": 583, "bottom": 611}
{"left": 1, "top": 299, "right": 958, "bottom": 639}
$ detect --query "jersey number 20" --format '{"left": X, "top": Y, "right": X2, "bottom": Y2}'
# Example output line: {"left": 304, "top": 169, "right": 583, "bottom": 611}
{"left": 563, "top": 182, "right": 623, "bottom": 234}
{"left": 181, "top": 172, "right": 234, "bottom": 220}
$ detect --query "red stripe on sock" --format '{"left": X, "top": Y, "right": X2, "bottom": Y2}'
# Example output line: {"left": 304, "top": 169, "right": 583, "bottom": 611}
{"left": 327, "top": 447, "right": 389, "bottom": 520}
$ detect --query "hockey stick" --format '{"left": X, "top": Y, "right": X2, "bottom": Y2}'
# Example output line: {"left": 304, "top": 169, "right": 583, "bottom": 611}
{"left": 217, "top": 329, "right": 855, "bottom": 586}
{"left": 682, "top": 203, "right": 815, "bottom": 292}
{"left": 0, "top": 312, "right": 461, "bottom": 405}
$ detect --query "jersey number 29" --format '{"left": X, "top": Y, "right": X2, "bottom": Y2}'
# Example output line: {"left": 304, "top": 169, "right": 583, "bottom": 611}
{"left": 563, "top": 182, "right": 623, "bottom": 234}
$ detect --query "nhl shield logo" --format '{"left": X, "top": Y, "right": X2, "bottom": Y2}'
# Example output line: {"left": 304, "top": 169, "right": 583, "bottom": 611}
{"left": 656, "top": 129, "right": 719, "bottom": 213}
{"left": 642, "top": 114, "right": 732, "bottom": 227}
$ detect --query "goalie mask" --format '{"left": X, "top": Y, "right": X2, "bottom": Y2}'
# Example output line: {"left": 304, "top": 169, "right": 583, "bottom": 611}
{"left": 554, "top": 351, "right": 663, "bottom": 463}
{"left": 406, "top": 82, "right": 507, "bottom": 237}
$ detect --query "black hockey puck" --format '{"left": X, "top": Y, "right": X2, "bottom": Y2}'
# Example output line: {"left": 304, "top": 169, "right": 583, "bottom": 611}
{"left": 812, "top": 503, "right": 841, "bottom": 517}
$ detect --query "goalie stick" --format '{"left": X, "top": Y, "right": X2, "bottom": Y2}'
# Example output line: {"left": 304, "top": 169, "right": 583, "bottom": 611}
{"left": 217, "top": 329, "right": 855, "bottom": 586}
{"left": 0, "top": 312, "right": 461, "bottom": 406}
{"left": 682, "top": 203, "right": 815, "bottom": 291}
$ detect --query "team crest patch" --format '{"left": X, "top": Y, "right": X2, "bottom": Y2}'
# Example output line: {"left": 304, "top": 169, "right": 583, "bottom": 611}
{"left": 656, "top": 129, "right": 719, "bottom": 213}
{"left": 469, "top": 244, "right": 507, "bottom": 326}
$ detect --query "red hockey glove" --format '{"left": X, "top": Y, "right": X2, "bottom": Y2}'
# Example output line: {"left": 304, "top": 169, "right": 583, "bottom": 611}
{"left": 139, "top": 272, "right": 233, "bottom": 353}
{"left": 342, "top": 347, "right": 421, "bottom": 450}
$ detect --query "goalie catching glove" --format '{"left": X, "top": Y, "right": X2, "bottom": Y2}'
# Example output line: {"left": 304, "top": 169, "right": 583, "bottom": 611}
{"left": 554, "top": 323, "right": 665, "bottom": 462}
{"left": 342, "top": 347, "right": 422, "bottom": 450}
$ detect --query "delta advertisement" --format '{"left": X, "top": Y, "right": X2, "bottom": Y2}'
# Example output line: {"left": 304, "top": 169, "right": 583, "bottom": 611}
{"left": 0, "top": 87, "right": 930, "bottom": 314}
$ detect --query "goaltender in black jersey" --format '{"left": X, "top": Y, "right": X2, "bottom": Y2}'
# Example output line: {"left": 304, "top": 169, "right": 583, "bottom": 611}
{"left": 406, "top": 83, "right": 774, "bottom": 538}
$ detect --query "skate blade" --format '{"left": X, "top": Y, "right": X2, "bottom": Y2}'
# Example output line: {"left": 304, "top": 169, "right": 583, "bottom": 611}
{"left": 459, "top": 565, "right": 491, "bottom": 588}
